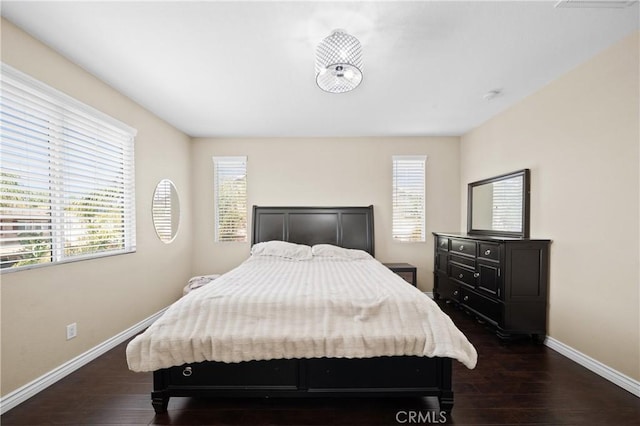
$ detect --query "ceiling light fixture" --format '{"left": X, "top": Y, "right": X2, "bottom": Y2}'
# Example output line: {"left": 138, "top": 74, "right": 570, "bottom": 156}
{"left": 315, "top": 29, "right": 363, "bottom": 94}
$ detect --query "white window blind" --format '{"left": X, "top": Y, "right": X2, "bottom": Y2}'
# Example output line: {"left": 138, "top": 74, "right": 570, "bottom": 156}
{"left": 213, "top": 156, "right": 247, "bottom": 242}
{"left": 392, "top": 155, "right": 426, "bottom": 242}
{"left": 0, "top": 64, "right": 136, "bottom": 271}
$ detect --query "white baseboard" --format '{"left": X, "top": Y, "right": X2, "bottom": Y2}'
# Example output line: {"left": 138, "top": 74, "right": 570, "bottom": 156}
{"left": 424, "top": 291, "right": 434, "bottom": 299}
{"left": 0, "top": 307, "right": 167, "bottom": 415}
{"left": 545, "top": 336, "right": 640, "bottom": 397}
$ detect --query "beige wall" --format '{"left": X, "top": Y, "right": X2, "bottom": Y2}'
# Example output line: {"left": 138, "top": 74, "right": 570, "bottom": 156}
{"left": 0, "top": 19, "right": 193, "bottom": 396}
{"left": 3, "top": 13, "right": 637, "bottom": 403}
{"left": 190, "top": 137, "right": 460, "bottom": 290}
{"left": 460, "top": 32, "right": 639, "bottom": 380}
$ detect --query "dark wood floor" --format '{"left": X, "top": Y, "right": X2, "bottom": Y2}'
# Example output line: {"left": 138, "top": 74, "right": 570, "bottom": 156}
{"left": 2, "top": 301, "right": 639, "bottom": 425}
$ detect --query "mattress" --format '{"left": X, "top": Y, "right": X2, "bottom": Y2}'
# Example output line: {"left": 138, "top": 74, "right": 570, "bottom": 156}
{"left": 126, "top": 255, "right": 477, "bottom": 372}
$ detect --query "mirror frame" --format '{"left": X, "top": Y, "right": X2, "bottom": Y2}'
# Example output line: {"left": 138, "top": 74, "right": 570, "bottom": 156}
{"left": 467, "top": 169, "right": 530, "bottom": 238}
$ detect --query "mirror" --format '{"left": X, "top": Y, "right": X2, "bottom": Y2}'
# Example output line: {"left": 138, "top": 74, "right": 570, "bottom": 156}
{"left": 152, "top": 179, "right": 180, "bottom": 243}
{"left": 467, "top": 169, "right": 530, "bottom": 238}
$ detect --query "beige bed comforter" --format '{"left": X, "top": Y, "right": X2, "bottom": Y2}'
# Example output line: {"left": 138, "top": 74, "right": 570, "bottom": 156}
{"left": 126, "top": 256, "right": 477, "bottom": 372}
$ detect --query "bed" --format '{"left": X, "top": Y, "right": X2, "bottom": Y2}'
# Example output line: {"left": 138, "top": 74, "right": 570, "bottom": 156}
{"left": 127, "top": 206, "right": 477, "bottom": 414}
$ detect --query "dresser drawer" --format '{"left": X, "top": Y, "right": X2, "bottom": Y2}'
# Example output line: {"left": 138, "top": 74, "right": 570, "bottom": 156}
{"left": 460, "top": 289, "right": 501, "bottom": 324}
{"left": 435, "top": 274, "right": 459, "bottom": 301}
{"left": 479, "top": 243, "right": 500, "bottom": 262}
{"left": 169, "top": 359, "right": 298, "bottom": 387}
{"left": 449, "top": 254, "right": 475, "bottom": 269}
{"left": 449, "top": 264, "right": 476, "bottom": 288}
{"left": 307, "top": 357, "right": 437, "bottom": 389}
{"left": 436, "top": 236, "right": 450, "bottom": 251}
{"left": 450, "top": 239, "right": 477, "bottom": 257}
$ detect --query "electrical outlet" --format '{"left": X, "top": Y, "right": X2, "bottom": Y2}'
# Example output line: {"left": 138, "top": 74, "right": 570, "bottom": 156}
{"left": 66, "top": 323, "right": 77, "bottom": 340}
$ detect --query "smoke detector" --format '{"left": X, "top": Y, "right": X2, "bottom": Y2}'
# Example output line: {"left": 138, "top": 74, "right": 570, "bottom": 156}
{"left": 483, "top": 89, "right": 502, "bottom": 101}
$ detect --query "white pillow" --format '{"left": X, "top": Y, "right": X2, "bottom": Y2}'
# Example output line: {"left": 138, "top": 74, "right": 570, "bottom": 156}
{"left": 183, "top": 275, "right": 220, "bottom": 296}
{"left": 311, "top": 244, "right": 372, "bottom": 260}
{"left": 251, "top": 241, "right": 312, "bottom": 260}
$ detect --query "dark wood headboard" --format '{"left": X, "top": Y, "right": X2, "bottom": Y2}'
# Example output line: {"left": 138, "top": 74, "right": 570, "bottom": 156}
{"left": 251, "top": 206, "right": 375, "bottom": 256}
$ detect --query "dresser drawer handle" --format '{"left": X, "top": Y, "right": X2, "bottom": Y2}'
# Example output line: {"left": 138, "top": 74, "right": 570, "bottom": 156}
{"left": 474, "top": 272, "right": 480, "bottom": 278}
{"left": 453, "top": 290, "right": 458, "bottom": 296}
{"left": 183, "top": 367, "right": 193, "bottom": 377}
{"left": 484, "top": 249, "right": 491, "bottom": 255}
{"left": 458, "top": 273, "right": 464, "bottom": 279}
{"left": 463, "top": 296, "right": 469, "bottom": 301}
{"left": 459, "top": 245, "right": 464, "bottom": 251}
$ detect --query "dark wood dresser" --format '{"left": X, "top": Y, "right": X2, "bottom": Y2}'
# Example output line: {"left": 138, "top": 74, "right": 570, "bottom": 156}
{"left": 433, "top": 232, "right": 550, "bottom": 341}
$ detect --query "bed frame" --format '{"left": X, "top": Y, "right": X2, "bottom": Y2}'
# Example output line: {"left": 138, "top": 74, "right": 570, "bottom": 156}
{"left": 150, "top": 206, "right": 454, "bottom": 414}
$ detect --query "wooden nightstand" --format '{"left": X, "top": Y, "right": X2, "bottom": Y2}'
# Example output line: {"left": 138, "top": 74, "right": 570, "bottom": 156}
{"left": 383, "top": 263, "right": 417, "bottom": 287}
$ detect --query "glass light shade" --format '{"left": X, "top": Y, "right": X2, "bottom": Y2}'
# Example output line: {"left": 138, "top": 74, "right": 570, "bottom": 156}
{"left": 315, "top": 30, "right": 363, "bottom": 93}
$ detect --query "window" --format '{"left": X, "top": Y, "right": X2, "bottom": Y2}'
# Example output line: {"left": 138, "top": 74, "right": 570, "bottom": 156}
{"left": 392, "top": 155, "right": 426, "bottom": 242}
{"left": 0, "top": 64, "right": 136, "bottom": 271}
{"left": 213, "top": 156, "right": 247, "bottom": 242}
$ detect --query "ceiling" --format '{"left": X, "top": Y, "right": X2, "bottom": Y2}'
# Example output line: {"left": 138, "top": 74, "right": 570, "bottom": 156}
{"left": 2, "top": 1, "right": 638, "bottom": 138}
